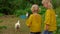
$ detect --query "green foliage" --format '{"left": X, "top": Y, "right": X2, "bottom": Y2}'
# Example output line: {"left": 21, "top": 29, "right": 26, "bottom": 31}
{"left": 0, "top": 13, "right": 4, "bottom": 16}
{"left": 52, "top": 0, "right": 60, "bottom": 8}
{"left": 14, "top": 9, "right": 27, "bottom": 16}
{"left": 25, "top": 8, "right": 32, "bottom": 14}
{"left": 57, "top": 18, "right": 60, "bottom": 24}
{"left": 55, "top": 7, "right": 60, "bottom": 18}
{"left": 27, "top": 0, "right": 42, "bottom": 6}
{"left": 0, "top": 0, "right": 42, "bottom": 15}
{"left": 0, "top": 0, "right": 21, "bottom": 15}
{"left": 39, "top": 6, "right": 46, "bottom": 15}
{"left": 0, "top": 0, "right": 60, "bottom": 15}
{"left": 14, "top": 7, "right": 32, "bottom": 17}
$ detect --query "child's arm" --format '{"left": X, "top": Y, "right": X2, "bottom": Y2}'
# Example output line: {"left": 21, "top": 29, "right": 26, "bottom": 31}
{"left": 46, "top": 24, "right": 49, "bottom": 30}
{"left": 44, "top": 10, "right": 51, "bottom": 30}
{"left": 26, "top": 15, "right": 32, "bottom": 27}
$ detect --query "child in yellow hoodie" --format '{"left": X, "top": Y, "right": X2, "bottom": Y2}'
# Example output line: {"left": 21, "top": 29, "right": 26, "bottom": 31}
{"left": 26, "top": 4, "right": 42, "bottom": 34}
{"left": 42, "top": 0, "right": 57, "bottom": 34}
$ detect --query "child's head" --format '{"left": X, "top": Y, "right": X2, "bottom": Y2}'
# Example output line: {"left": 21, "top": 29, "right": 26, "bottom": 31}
{"left": 31, "top": 4, "right": 40, "bottom": 13}
{"left": 42, "top": 0, "right": 53, "bottom": 9}
{"left": 42, "top": 0, "right": 51, "bottom": 3}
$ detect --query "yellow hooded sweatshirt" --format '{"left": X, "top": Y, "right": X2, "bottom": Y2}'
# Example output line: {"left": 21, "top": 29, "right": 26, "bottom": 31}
{"left": 26, "top": 14, "right": 42, "bottom": 32}
{"left": 44, "top": 9, "right": 57, "bottom": 31}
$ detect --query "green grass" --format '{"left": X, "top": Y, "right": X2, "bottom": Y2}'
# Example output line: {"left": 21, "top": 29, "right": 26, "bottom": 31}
{"left": 0, "top": 20, "right": 3, "bottom": 23}
{"left": 0, "top": 26, "right": 7, "bottom": 29}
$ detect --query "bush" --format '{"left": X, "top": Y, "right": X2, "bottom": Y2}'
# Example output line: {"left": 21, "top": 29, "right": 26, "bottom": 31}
{"left": 52, "top": 0, "right": 60, "bottom": 8}
{"left": 24, "top": 8, "right": 32, "bottom": 14}
{"left": 55, "top": 7, "right": 60, "bottom": 17}
{"left": 39, "top": 6, "right": 46, "bottom": 15}
{"left": 14, "top": 9, "right": 27, "bottom": 17}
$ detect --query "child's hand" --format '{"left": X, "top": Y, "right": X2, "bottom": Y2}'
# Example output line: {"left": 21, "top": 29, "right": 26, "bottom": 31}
{"left": 46, "top": 24, "right": 49, "bottom": 30}
{"left": 28, "top": 26, "right": 30, "bottom": 28}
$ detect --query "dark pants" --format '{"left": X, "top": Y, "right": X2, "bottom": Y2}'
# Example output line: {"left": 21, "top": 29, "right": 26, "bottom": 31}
{"left": 43, "top": 30, "right": 53, "bottom": 34}
{"left": 30, "top": 32, "right": 41, "bottom": 34}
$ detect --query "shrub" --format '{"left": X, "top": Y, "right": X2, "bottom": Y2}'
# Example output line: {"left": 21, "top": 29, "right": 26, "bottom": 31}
{"left": 24, "top": 8, "right": 32, "bottom": 14}
{"left": 55, "top": 7, "right": 60, "bottom": 18}
{"left": 14, "top": 9, "right": 27, "bottom": 17}
{"left": 39, "top": 6, "right": 46, "bottom": 15}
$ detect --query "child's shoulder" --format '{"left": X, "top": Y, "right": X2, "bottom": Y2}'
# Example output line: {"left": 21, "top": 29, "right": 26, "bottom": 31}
{"left": 29, "top": 14, "right": 33, "bottom": 17}
{"left": 30, "top": 14, "right": 33, "bottom": 16}
{"left": 47, "top": 9, "right": 54, "bottom": 11}
{"left": 30, "top": 14, "right": 41, "bottom": 17}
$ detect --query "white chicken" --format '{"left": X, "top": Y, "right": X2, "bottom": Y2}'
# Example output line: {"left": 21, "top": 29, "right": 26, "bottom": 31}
{"left": 15, "top": 20, "right": 20, "bottom": 32}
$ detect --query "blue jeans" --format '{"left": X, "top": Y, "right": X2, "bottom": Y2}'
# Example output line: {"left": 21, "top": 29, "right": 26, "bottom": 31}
{"left": 30, "top": 32, "right": 41, "bottom": 34}
{"left": 44, "top": 30, "right": 53, "bottom": 34}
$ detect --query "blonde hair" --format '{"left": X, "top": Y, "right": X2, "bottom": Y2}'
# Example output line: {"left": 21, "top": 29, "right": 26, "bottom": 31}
{"left": 42, "top": 0, "right": 53, "bottom": 8}
{"left": 31, "top": 4, "right": 40, "bottom": 12}
{"left": 48, "top": 2, "right": 53, "bottom": 8}
{"left": 42, "top": 0, "right": 51, "bottom": 4}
